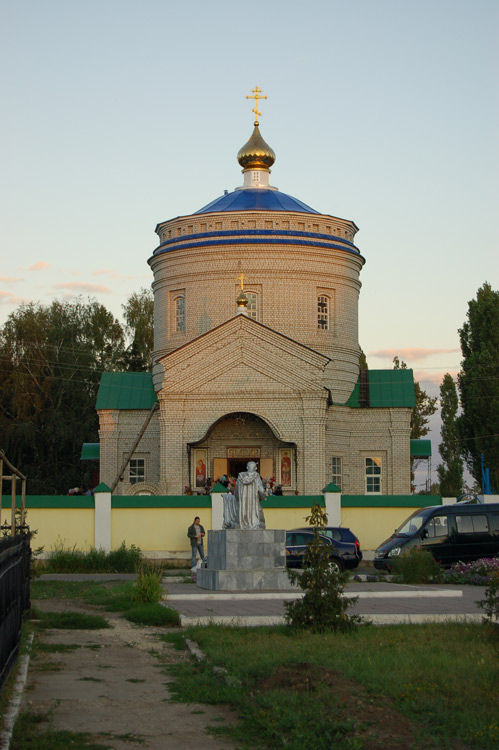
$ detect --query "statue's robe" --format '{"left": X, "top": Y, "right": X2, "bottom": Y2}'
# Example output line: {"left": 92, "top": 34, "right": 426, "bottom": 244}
{"left": 222, "top": 491, "right": 239, "bottom": 529}
{"left": 235, "top": 470, "right": 266, "bottom": 529}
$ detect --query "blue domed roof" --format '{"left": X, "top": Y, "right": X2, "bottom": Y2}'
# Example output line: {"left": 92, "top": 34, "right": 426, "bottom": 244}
{"left": 195, "top": 188, "right": 319, "bottom": 215}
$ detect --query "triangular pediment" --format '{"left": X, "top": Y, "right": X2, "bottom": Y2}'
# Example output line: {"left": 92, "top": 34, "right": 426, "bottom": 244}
{"left": 157, "top": 315, "right": 331, "bottom": 395}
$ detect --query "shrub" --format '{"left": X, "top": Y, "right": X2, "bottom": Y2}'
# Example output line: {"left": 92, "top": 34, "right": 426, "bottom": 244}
{"left": 132, "top": 562, "right": 163, "bottom": 603}
{"left": 478, "top": 571, "right": 499, "bottom": 626}
{"left": 107, "top": 542, "right": 142, "bottom": 572}
{"left": 284, "top": 504, "right": 364, "bottom": 633}
{"left": 46, "top": 541, "right": 142, "bottom": 573}
{"left": 125, "top": 603, "right": 179, "bottom": 626}
{"left": 390, "top": 547, "right": 442, "bottom": 584}
{"left": 444, "top": 557, "right": 499, "bottom": 585}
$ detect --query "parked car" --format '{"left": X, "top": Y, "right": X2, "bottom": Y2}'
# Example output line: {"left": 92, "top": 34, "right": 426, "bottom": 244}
{"left": 286, "top": 526, "right": 362, "bottom": 571}
{"left": 374, "top": 502, "right": 499, "bottom": 570}
{"left": 293, "top": 526, "right": 362, "bottom": 569}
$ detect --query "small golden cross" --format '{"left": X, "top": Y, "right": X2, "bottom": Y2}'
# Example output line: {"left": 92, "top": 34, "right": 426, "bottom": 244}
{"left": 246, "top": 86, "right": 268, "bottom": 125}
{"left": 238, "top": 272, "right": 245, "bottom": 290}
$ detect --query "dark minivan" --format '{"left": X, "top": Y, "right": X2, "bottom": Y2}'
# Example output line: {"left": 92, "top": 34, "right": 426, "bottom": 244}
{"left": 374, "top": 502, "right": 499, "bottom": 570}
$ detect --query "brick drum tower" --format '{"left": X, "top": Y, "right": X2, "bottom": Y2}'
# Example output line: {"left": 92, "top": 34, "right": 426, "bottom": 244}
{"left": 97, "top": 89, "right": 417, "bottom": 497}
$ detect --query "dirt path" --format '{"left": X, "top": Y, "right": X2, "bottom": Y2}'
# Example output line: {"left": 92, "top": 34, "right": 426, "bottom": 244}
{"left": 20, "top": 599, "right": 238, "bottom": 750}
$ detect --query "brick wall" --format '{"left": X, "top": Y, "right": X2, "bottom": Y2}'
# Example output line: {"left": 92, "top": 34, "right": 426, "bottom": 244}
{"left": 150, "top": 210, "right": 364, "bottom": 403}
{"left": 98, "top": 409, "right": 160, "bottom": 495}
{"left": 97, "top": 204, "right": 412, "bottom": 498}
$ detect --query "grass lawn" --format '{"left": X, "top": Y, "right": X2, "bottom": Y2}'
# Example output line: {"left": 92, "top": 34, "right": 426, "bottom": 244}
{"left": 30, "top": 579, "right": 179, "bottom": 627}
{"left": 165, "top": 623, "right": 499, "bottom": 750}
{"left": 31, "top": 610, "right": 111, "bottom": 630}
{"left": 11, "top": 711, "right": 145, "bottom": 750}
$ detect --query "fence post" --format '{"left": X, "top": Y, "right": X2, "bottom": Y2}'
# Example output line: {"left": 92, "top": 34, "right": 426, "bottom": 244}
{"left": 93, "top": 483, "right": 112, "bottom": 552}
{"left": 322, "top": 482, "right": 342, "bottom": 526}
{"left": 210, "top": 482, "right": 227, "bottom": 530}
{"left": 11, "top": 475, "right": 16, "bottom": 535}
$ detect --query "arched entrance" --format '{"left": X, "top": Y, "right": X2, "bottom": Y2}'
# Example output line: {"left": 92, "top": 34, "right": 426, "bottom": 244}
{"left": 190, "top": 412, "right": 295, "bottom": 491}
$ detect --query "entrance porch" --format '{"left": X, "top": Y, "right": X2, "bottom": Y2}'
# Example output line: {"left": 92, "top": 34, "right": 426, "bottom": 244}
{"left": 190, "top": 412, "right": 295, "bottom": 492}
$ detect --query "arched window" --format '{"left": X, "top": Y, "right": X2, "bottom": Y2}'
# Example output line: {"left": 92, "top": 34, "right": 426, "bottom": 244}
{"left": 331, "top": 456, "right": 342, "bottom": 489}
{"left": 317, "top": 295, "right": 329, "bottom": 330}
{"left": 174, "top": 295, "right": 185, "bottom": 333}
{"left": 129, "top": 458, "right": 145, "bottom": 484}
{"left": 245, "top": 292, "right": 259, "bottom": 320}
{"left": 365, "top": 457, "right": 382, "bottom": 494}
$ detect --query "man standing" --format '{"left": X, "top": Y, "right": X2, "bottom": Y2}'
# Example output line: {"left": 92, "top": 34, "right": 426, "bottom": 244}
{"left": 187, "top": 516, "right": 207, "bottom": 568}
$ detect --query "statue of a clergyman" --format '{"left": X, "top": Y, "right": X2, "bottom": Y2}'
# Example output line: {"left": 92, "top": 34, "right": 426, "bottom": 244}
{"left": 222, "top": 461, "right": 266, "bottom": 530}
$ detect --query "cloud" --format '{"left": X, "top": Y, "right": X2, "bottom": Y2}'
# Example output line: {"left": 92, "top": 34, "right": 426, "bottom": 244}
{"left": 28, "top": 261, "right": 51, "bottom": 271}
{"left": 91, "top": 268, "right": 136, "bottom": 281}
{"left": 0, "top": 276, "right": 22, "bottom": 283}
{"left": 414, "top": 369, "right": 459, "bottom": 386}
{"left": 53, "top": 282, "right": 112, "bottom": 294}
{"left": 0, "top": 291, "right": 27, "bottom": 305}
{"left": 368, "top": 347, "right": 460, "bottom": 361}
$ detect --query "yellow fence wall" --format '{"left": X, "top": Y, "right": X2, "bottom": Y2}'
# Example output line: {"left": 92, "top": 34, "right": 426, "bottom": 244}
{"left": 26, "top": 508, "right": 95, "bottom": 551}
{"left": 111, "top": 507, "right": 213, "bottom": 557}
{"left": 341, "top": 507, "right": 420, "bottom": 551}
{"left": 3, "top": 494, "right": 436, "bottom": 558}
{"left": 32, "top": 506, "right": 418, "bottom": 556}
{"left": 264, "top": 508, "right": 314, "bottom": 532}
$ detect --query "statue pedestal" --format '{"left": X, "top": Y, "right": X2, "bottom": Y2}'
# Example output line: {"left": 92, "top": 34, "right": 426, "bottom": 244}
{"left": 196, "top": 529, "right": 292, "bottom": 591}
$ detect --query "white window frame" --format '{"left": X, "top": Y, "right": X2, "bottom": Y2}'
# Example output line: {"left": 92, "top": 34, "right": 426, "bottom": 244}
{"left": 129, "top": 458, "right": 146, "bottom": 485}
{"left": 173, "top": 294, "right": 185, "bottom": 333}
{"left": 365, "top": 457, "right": 382, "bottom": 494}
{"left": 331, "top": 456, "right": 342, "bottom": 489}
{"left": 245, "top": 291, "right": 259, "bottom": 320}
{"left": 317, "top": 295, "right": 329, "bottom": 330}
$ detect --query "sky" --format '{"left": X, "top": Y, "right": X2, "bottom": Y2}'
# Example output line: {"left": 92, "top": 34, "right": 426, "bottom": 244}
{"left": 1, "top": 0, "right": 498, "bottom": 490}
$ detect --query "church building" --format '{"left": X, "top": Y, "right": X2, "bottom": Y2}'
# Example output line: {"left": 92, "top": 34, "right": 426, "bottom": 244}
{"left": 95, "top": 90, "right": 419, "bottom": 497}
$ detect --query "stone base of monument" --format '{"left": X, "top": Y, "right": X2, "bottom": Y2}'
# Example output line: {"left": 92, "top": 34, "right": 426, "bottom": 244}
{"left": 196, "top": 528, "right": 293, "bottom": 591}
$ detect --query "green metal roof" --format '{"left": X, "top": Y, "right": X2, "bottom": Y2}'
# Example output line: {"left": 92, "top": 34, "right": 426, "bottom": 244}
{"left": 410, "top": 439, "right": 432, "bottom": 457}
{"left": 344, "top": 369, "right": 416, "bottom": 408}
{"left": 95, "top": 369, "right": 415, "bottom": 411}
{"left": 96, "top": 372, "right": 158, "bottom": 410}
{"left": 80, "top": 443, "right": 100, "bottom": 460}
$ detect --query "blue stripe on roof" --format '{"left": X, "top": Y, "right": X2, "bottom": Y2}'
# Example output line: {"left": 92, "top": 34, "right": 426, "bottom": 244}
{"left": 155, "top": 228, "right": 358, "bottom": 252}
{"left": 195, "top": 189, "right": 319, "bottom": 214}
{"left": 152, "top": 237, "right": 363, "bottom": 258}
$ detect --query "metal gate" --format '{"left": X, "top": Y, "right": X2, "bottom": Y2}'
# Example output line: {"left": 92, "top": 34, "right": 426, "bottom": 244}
{"left": 0, "top": 534, "right": 31, "bottom": 689}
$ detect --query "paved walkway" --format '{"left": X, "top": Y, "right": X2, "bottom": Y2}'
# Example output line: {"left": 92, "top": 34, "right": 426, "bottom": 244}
{"left": 2, "top": 586, "right": 237, "bottom": 750}
{"left": 164, "top": 581, "right": 486, "bottom": 626}
{"left": 37, "top": 572, "right": 488, "bottom": 626}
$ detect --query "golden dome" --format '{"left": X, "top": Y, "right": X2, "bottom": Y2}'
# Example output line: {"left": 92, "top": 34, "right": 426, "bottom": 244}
{"left": 236, "top": 290, "right": 248, "bottom": 307}
{"left": 237, "top": 124, "right": 276, "bottom": 170}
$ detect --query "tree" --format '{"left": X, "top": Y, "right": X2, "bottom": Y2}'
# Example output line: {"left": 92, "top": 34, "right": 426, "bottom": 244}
{"left": 121, "top": 288, "right": 154, "bottom": 371}
{"left": 0, "top": 298, "right": 125, "bottom": 494}
{"left": 457, "top": 282, "right": 499, "bottom": 491}
{"left": 437, "top": 374, "right": 464, "bottom": 497}
{"left": 393, "top": 356, "right": 437, "bottom": 485}
{"left": 393, "top": 357, "right": 437, "bottom": 440}
{"left": 284, "top": 504, "right": 363, "bottom": 633}
{"left": 359, "top": 347, "right": 368, "bottom": 370}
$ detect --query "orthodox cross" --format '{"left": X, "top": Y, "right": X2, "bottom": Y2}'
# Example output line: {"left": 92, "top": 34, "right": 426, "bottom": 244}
{"left": 238, "top": 272, "right": 245, "bottom": 290}
{"left": 246, "top": 86, "right": 268, "bottom": 125}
